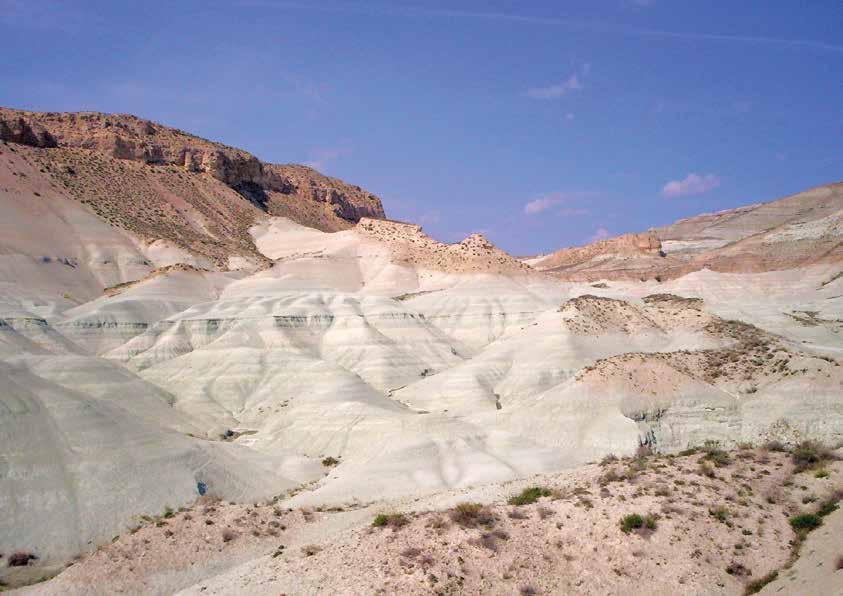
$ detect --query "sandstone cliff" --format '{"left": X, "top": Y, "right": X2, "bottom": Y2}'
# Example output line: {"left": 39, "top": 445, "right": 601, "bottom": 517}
{"left": 0, "top": 107, "right": 385, "bottom": 268}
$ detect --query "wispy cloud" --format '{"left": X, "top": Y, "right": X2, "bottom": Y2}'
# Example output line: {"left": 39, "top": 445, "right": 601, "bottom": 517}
{"left": 589, "top": 227, "right": 611, "bottom": 243}
{"left": 306, "top": 142, "right": 352, "bottom": 170}
{"left": 247, "top": 2, "right": 843, "bottom": 53}
{"left": 524, "top": 195, "right": 562, "bottom": 214}
{"left": 418, "top": 211, "right": 441, "bottom": 225}
{"left": 527, "top": 75, "right": 581, "bottom": 100}
{"left": 524, "top": 191, "right": 598, "bottom": 215}
{"left": 527, "top": 62, "right": 590, "bottom": 101}
{"left": 662, "top": 173, "right": 720, "bottom": 199}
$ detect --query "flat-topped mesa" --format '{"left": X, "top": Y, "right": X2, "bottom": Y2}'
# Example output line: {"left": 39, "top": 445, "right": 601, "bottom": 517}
{"left": 0, "top": 107, "right": 385, "bottom": 228}
{"left": 528, "top": 231, "right": 668, "bottom": 281}
{"left": 566, "top": 231, "right": 662, "bottom": 260}
{"left": 356, "top": 218, "right": 534, "bottom": 275}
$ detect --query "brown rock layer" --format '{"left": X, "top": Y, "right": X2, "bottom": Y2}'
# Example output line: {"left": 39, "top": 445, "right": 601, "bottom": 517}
{"left": 0, "top": 107, "right": 385, "bottom": 228}
{"left": 0, "top": 107, "right": 387, "bottom": 268}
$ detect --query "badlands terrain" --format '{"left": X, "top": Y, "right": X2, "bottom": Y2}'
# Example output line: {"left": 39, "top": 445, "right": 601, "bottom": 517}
{"left": 0, "top": 108, "right": 842, "bottom": 594}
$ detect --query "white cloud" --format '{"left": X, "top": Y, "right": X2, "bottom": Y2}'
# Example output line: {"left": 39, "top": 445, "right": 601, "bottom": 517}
{"left": 589, "top": 227, "right": 611, "bottom": 243}
{"left": 524, "top": 191, "right": 599, "bottom": 215}
{"left": 524, "top": 195, "right": 562, "bottom": 214}
{"left": 661, "top": 173, "right": 720, "bottom": 199}
{"left": 526, "top": 75, "right": 582, "bottom": 100}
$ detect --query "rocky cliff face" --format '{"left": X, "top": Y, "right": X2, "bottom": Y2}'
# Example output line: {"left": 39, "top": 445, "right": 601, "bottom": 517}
{"left": 0, "top": 108, "right": 385, "bottom": 227}
{"left": 0, "top": 113, "right": 58, "bottom": 148}
{"left": 0, "top": 107, "right": 386, "bottom": 270}
{"left": 266, "top": 164, "right": 385, "bottom": 230}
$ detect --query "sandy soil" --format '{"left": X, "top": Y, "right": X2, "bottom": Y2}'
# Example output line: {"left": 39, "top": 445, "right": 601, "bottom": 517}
{"left": 15, "top": 447, "right": 841, "bottom": 596}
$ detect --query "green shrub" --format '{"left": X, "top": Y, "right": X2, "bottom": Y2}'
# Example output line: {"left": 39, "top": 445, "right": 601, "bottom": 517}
{"left": 508, "top": 486, "right": 552, "bottom": 506}
{"left": 372, "top": 513, "right": 409, "bottom": 529}
{"left": 372, "top": 513, "right": 388, "bottom": 527}
{"left": 619, "top": 513, "right": 657, "bottom": 534}
{"left": 789, "top": 513, "right": 822, "bottom": 533}
{"left": 321, "top": 456, "right": 339, "bottom": 467}
{"left": 620, "top": 513, "right": 643, "bottom": 533}
{"left": 817, "top": 499, "right": 839, "bottom": 518}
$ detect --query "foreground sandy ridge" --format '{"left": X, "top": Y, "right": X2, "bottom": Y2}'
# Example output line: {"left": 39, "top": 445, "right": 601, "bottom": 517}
{"left": 16, "top": 446, "right": 842, "bottom": 595}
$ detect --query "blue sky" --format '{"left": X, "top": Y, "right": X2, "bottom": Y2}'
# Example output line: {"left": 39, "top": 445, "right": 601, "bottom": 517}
{"left": 2, "top": 1, "right": 841, "bottom": 254}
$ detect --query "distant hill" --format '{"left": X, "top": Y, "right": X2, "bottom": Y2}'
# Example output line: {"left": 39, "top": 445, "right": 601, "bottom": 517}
{"left": 527, "top": 181, "right": 843, "bottom": 281}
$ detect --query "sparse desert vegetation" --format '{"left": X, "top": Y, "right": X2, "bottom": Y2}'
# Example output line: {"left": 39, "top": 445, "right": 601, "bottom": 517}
{"left": 508, "top": 486, "right": 556, "bottom": 506}
{"left": 372, "top": 513, "right": 410, "bottom": 529}
{"left": 619, "top": 512, "right": 658, "bottom": 534}
{"left": 19, "top": 444, "right": 840, "bottom": 595}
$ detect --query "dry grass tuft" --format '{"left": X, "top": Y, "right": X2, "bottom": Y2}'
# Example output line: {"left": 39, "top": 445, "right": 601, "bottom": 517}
{"left": 449, "top": 503, "right": 496, "bottom": 528}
